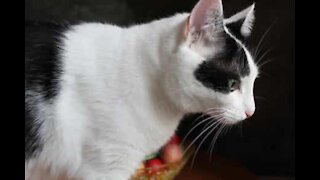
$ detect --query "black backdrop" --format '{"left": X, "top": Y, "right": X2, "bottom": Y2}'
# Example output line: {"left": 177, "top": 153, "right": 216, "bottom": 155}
{"left": 26, "top": 0, "right": 295, "bottom": 177}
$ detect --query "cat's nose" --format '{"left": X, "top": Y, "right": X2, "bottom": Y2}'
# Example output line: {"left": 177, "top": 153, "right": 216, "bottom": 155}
{"left": 245, "top": 109, "right": 255, "bottom": 118}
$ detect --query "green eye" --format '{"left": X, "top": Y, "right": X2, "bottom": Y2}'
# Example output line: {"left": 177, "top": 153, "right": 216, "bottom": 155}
{"left": 228, "top": 79, "right": 240, "bottom": 92}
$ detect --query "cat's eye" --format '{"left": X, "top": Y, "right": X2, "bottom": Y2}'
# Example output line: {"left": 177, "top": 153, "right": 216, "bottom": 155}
{"left": 228, "top": 79, "right": 240, "bottom": 92}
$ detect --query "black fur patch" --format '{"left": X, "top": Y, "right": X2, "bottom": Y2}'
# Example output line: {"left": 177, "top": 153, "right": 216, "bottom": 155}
{"left": 25, "top": 105, "right": 42, "bottom": 160}
{"left": 25, "top": 21, "right": 68, "bottom": 99}
{"left": 25, "top": 21, "right": 68, "bottom": 160}
{"left": 194, "top": 32, "right": 250, "bottom": 93}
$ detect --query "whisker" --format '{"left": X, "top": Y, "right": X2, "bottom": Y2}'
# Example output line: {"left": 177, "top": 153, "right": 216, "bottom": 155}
{"left": 198, "top": 112, "right": 223, "bottom": 133}
{"left": 190, "top": 120, "right": 222, "bottom": 169}
{"left": 254, "top": 18, "right": 278, "bottom": 58}
{"left": 209, "top": 122, "right": 227, "bottom": 161}
{"left": 221, "top": 122, "right": 231, "bottom": 136}
{"left": 183, "top": 118, "right": 219, "bottom": 156}
{"left": 191, "top": 108, "right": 225, "bottom": 126}
{"left": 199, "top": 118, "right": 222, "bottom": 134}
{"left": 183, "top": 109, "right": 225, "bottom": 141}
{"left": 181, "top": 114, "right": 221, "bottom": 145}
{"left": 256, "top": 47, "right": 275, "bottom": 65}
{"left": 258, "top": 58, "right": 276, "bottom": 68}
{"left": 259, "top": 70, "right": 272, "bottom": 78}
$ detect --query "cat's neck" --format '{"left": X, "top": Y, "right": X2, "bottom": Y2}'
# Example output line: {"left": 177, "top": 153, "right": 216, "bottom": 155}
{"left": 128, "top": 13, "right": 188, "bottom": 67}
{"left": 125, "top": 13, "right": 189, "bottom": 116}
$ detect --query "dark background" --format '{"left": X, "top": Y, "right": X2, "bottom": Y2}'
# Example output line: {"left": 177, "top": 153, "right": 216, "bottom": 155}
{"left": 25, "top": 0, "right": 295, "bottom": 177}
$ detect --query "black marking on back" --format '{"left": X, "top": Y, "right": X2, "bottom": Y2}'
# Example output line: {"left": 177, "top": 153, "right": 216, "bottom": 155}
{"left": 25, "top": 21, "right": 69, "bottom": 99}
{"left": 194, "top": 32, "right": 250, "bottom": 93}
{"left": 25, "top": 104, "right": 42, "bottom": 160}
{"left": 25, "top": 21, "right": 69, "bottom": 160}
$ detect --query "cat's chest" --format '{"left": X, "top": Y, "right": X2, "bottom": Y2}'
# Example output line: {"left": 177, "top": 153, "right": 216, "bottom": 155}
{"left": 136, "top": 112, "right": 181, "bottom": 155}
{"left": 88, "top": 97, "right": 181, "bottom": 154}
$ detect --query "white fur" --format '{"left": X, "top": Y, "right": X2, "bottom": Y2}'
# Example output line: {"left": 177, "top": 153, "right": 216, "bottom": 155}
{"left": 26, "top": 14, "right": 189, "bottom": 180}
{"left": 224, "top": 3, "right": 256, "bottom": 37}
{"left": 25, "top": 5, "right": 258, "bottom": 180}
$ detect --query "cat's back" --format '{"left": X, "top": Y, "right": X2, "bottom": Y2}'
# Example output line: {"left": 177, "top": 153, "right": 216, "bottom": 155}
{"left": 61, "top": 22, "right": 126, "bottom": 69}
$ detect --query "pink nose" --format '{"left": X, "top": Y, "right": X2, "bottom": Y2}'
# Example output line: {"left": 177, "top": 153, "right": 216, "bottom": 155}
{"left": 245, "top": 110, "right": 255, "bottom": 118}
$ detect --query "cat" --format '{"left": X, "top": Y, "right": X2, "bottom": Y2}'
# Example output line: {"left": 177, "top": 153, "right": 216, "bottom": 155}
{"left": 25, "top": 0, "right": 258, "bottom": 179}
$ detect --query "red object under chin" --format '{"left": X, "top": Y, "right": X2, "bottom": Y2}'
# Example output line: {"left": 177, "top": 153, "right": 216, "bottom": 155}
{"left": 162, "top": 143, "right": 183, "bottom": 164}
{"left": 168, "top": 135, "right": 181, "bottom": 145}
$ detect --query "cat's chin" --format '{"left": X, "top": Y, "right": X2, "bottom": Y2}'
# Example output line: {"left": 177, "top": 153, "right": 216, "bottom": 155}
{"left": 207, "top": 115, "right": 245, "bottom": 125}
{"left": 222, "top": 118, "right": 244, "bottom": 125}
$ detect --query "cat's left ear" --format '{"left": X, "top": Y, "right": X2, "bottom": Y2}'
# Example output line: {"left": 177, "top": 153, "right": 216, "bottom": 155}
{"left": 224, "top": 3, "right": 255, "bottom": 40}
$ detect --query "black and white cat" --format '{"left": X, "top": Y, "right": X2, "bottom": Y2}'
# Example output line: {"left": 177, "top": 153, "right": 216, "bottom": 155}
{"left": 25, "top": 0, "right": 258, "bottom": 179}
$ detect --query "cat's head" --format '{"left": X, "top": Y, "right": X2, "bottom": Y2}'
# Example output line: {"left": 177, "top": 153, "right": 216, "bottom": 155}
{"left": 166, "top": 0, "right": 258, "bottom": 124}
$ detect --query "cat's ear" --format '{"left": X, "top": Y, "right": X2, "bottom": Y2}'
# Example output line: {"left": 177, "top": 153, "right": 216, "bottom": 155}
{"left": 185, "top": 0, "right": 224, "bottom": 45}
{"left": 224, "top": 3, "right": 255, "bottom": 39}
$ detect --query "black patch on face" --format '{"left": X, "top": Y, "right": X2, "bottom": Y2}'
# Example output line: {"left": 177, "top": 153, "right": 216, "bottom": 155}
{"left": 25, "top": 21, "right": 69, "bottom": 160}
{"left": 194, "top": 32, "right": 250, "bottom": 93}
{"left": 225, "top": 19, "right": 246, "bottom": 42}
